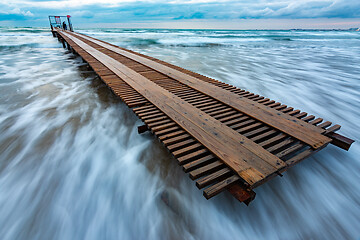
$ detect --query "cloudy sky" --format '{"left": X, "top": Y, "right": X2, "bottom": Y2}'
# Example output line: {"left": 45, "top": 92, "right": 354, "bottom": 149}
{"left": 1, "top": 0, "right": 360, "bottom": 29}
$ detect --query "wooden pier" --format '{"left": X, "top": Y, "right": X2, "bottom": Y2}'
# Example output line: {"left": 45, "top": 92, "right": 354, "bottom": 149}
{"left": 53, "top": 28, "right": 354, "bottom": 204}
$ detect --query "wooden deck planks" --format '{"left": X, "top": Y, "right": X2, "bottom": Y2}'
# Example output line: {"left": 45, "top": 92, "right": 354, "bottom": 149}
{"left": 72, "top": 32, "right": 331, "bottom": 150}
{"left": 54, "top": 28, "right": 354, "bottom": 204}
{"left": 62, "top": 31, "right": 286, "bottom": 187}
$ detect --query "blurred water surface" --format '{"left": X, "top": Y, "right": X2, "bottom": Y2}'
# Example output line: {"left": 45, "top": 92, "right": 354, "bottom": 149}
{"left": 0, "top": 27, "right": 359, "bottom": 240}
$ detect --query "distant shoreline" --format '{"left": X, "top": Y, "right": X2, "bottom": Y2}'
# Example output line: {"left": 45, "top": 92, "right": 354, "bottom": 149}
{"left": 1, "top": 26, "right": 359, "bottom": 32}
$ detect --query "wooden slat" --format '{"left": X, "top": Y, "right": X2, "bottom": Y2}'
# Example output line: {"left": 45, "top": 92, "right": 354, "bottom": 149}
{"left": 203, "top": 175, "right": 240, "bottom": 199}
{"left": 177, "top": 149, "right": 209, "bottom": 165}
{"left": 182, "top": 155, "right": 215, "bottom": 172}
{"left": 196, "top": 168, "right": 232, "bottom": 188}
{"left": 189, "top": 161, "right": 224, "bottom": 180}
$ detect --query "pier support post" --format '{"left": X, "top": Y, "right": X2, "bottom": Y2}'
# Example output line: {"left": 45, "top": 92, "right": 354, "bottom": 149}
{"left": 66, "top": 42, "right": 71, "bottom": 51}
{"left": 72, "top": 48, "right": 77, "bottom": 55}
{"left": 60, "top": 37, "right": 66, "bottom": 48}
{"left": 138, "top": 125, "right": 149, "bottom": 134}
{"left": 227, "top": 184, "right": 256, "bottom": 205}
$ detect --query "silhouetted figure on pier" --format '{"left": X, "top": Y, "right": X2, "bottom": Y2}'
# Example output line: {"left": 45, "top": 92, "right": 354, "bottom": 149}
{"left": 62, "top": 21, "right": 67, "bottom": 30}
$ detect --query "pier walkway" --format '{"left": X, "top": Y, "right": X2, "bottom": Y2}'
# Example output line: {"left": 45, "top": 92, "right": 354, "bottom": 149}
{"left": 53, "top": 28, "right": 353, "bottom": 204}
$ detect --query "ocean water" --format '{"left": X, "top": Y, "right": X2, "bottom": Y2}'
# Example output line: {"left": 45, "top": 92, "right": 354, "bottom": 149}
{"left": 0, "top": 26, "right": 359, "bottom": 240}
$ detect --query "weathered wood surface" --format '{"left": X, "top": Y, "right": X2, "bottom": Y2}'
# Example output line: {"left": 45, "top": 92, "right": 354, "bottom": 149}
{"left": 62, "top": 31, "right": 286, "bottom": 187}
{"left": 54, "top": 28, "right": 353, "bottom": 204}
{"left": 71, "top": 32, "right": 331, "bottom": 150}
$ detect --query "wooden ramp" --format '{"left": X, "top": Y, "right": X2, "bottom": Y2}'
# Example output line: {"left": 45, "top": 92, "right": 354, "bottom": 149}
{"left": 53, "top": 28, "right": 354, "bottom": 204}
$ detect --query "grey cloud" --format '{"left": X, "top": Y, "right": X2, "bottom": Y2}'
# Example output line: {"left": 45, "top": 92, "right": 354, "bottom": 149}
{"left": 1, "top": 0, "right": 360, "bottom": 26}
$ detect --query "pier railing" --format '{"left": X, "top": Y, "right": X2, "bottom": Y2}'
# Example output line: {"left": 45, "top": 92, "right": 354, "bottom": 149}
{"left": 48, "top": 15, "right": 73, "bottom": 32}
